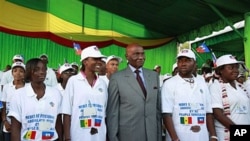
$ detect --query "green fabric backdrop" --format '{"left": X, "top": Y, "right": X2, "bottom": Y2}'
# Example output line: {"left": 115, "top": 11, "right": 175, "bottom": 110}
{"left": 0, "top": 31, "right": 177, "bottom": 75}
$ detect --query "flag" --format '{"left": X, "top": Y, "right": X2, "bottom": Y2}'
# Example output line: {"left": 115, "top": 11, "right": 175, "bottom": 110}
{"left": 73, "top": 42, "right": 82, "bottom": 55}
{"left": 23, "top": 130, "right": 36, "bottom": 140}
{"left": 42, "top": 131, "right": 54, "bottom": 140}
{"left": 80, "top": 119, "right": 91, "bottom": 127}
{"left": 196, "top": 42, "right": 210, "bottom": 53}
{"left": 180, "top": 116, "right": 192, "bottom": 124}
{"left": 197, "top": 117, "right": 205, "bottom": 124}
{"left": 211, "top": 51, "right": 217, "bottom": 67}
{"left": 94, "top": 119, "right": 102, "bottom": 127}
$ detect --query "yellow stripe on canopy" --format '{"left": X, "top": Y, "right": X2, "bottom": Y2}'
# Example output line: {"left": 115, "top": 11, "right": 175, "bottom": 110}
{"left": 0, "top": 0, "right": 173, "bottom": 47}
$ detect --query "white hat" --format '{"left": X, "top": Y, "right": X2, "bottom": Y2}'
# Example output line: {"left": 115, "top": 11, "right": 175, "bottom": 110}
{"left": 163, "top": 73, "right": 172, "bottom": 80}
{"left": 106, "top": 55, "right": 122, "bottom": 64}
{"left": 80, "top": 45, "right": 106, "bottom": 61}
{"left": 59, "top": 63, "right": 74, "bottom": 74}
{"left": 172, "top": 63, "right": 177, "bottom": 71}
{"left": 12, "top": 62, "right": 25, "bottom": 70}
{"left": 177, "top": 49, "right": 196, "bottom": 60}
{"left": 205, "top": 73, "right": 213, "bottom": 79}
{"left": 216, "top": 54, "right": 241, "bottom": 68}
{"left": 71, "top": 62, "right": 79, "bottom": 67}
{"left": 154, "top": 65, "right": 161, "bottom": 70}
{"left": 237, "top": 73, "right": 245, "bottom": 78}
{"left": 12, "top": 54, "right": 24, "bottom": 62}
{"left": 101, "top": 58, "right": 107, "bottom": 63}
{"left": 39, "top": 53, "right": 48, "bottom": 59}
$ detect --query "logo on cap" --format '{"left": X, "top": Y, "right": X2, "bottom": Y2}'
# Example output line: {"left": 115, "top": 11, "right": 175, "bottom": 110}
{"left": 181, "top": 50, "right": 189, "bottom": 53}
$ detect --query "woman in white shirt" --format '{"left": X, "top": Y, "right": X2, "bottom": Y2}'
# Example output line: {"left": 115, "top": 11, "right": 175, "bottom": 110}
{"left": 209, "top": 54, "right": 250, "bottom": 141}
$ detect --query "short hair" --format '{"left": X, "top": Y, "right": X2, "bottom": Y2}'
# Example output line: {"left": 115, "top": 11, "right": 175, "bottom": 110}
{"left": 25, "top": 58, "right": 45, "bottom": 83}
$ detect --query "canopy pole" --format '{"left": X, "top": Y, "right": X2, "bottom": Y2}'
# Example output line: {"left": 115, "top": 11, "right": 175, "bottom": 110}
{"left": 244, "top": 12, "right": 250, "bottom": 71}
{"left": 207, "top": 3, "right": 245, "bottom": 40}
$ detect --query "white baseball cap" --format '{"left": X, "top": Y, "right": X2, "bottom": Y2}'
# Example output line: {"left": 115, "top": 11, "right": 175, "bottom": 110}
{"left": 172, "top": 63, "right": 177, "bottom": 71}
{"left": 71, "top": 62, "right": 79, "bottom": 67}
{"left": 205, "top": 73, "right": 213, "bottom": 79}
{"left": 154, "top": 65, "right": 161, "bottom": 70}
{"left": 101, "top": 58, "right": 107, "bottom": 63}
{"left": 177, "top": 49, "right": 196, "bottom": 60}
{"left": 12, "top": 62, "right": 25, "bottom": 70}
{"left": 106, "top": 55, "right": 122, "bottom": 64}
{"left": 59, "top": 63, "right": 74, "bottom": 74}
{"left": 12, "top": 54, "right": 24, "bottom": 62}
{"left": 39, "top": 53, "right": 48, "bottom": 59}
{"left": 237, "top": 73, "right": 245, "bottom": 78}
{"left": 216, "top": 54, "right": 241, "bottom": 68}
{"left": 80, "top": 45, "right": 106, "bottom": 61}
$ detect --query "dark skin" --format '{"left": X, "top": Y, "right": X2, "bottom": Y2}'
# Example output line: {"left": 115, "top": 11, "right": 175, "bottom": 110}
{"left": 97, "top": 60, "right": 106, "bottom": 76}
{"left": 125, "top": 43, "right": 145, "bottom": 69}
{"left": 60, "top": 69, "right": 75, "bottom": 89}
{"left": 163, "top": 56, "right": 217, "bottom": 141}
{"left": 63, "top": 57, "right": 102, "bottom": 140}
{"left": 213, "top": 64, "right": 239, "bottom": 129}
{"left": 106, "top": 59, "right": 120, "bottom": 79}
{"left": 2, "top": 67, "right": 25, "bottom": 132}
{"left": 11, "top": 61, "right": 63, "bottom": 141}
{"left": 177, "top": 57, "right": 195, "bottom": 78}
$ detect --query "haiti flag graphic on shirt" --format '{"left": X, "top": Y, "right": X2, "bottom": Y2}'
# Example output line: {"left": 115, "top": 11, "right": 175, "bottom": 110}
{"left": 23, "top": 130, "right": 36, "bottom": 140}
{"left": 197, "top": 117, "right": 205, "bottom": 124}
{"left": 80, "top": 119, "right": 92, "bottom": 127}
{"left": 180, "top": 116, "right": 192, "bottom": 124}
{"left": 94, "top": 119, "right": 102, "bottom": 127}
{"left": 42, "top": 131, "right": 54, "bottom": 140}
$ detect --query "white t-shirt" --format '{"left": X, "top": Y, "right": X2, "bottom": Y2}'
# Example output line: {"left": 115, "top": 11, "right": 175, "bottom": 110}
{"left": 245, "top": 79, "right": 250, "bottom": 96}
{"left": 55, "top": 83, "right": 64, "bottom": 96}
{"left": 99, "top": 75, "right": 109, "bottom": 86}
{"left": 161, "top": 74, "right": 212, "bottom": 141}
{"left": 0, "top": 70, "right": 4, "bottom": 100}
{"left": 159, "top": 74, "right": 164, "bottom": 88}
{"left": 1, "top": 82, "right": 20, "bottom": 132}
{"left": 0, "top": 70, "right": 13, "bottom": 86}
{"left": 8, "top": 83, "right": 62, "bottom": 141}
{"left": 209, "top": 80, "right": 250, "bottom": 140}
{"left": 0, "top": 70, "right": 4, "bottom": 85}
{"left": 44, "top": 67, "right": 58, "bottom": 87}
{"left": 61, "top": 73, "right": 108, "bottom": 141}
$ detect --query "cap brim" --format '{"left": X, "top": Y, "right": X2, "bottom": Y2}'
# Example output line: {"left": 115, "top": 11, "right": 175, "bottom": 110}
{"left": 216, "top": 61, "right": 243, "bottom": 68}
{"left": 80, "top": 55, "right": 106, "bottom": 61}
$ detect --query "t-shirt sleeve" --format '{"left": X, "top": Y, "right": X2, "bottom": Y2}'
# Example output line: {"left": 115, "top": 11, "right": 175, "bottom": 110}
{"left": 209, "top": 81, "right": 223, "bottom": 109}
{"left": 1, "top": 84, "right": 8, "bottom": 102}
{"left": 161, "top": 81, "right": 175, "bottom": 113}
{"left": 8, "top": 90, "right": 22, "bottom": 122}
{"left": 61, "top": 78, "right": 73, "bottom": 115}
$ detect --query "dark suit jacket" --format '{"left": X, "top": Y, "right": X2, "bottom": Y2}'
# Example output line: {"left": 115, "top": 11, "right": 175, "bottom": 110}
{"left": 107, "top": 66, "right": 162, "bottom": 141}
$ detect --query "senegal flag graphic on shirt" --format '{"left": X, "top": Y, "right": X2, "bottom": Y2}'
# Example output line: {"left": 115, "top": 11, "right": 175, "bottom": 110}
{"left": 23, "top": 131, "right": 36, "bottom": 140}
{"left": 80, "top": 119, "right": 91, "bottom": 127}
{"left": 180, "top": 116, "right": 192, "bottom": 124}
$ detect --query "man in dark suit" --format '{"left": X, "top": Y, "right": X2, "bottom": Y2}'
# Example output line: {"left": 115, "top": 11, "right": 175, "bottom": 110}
{"left": 107, "top": 43, "right": 162, "bottom": 141}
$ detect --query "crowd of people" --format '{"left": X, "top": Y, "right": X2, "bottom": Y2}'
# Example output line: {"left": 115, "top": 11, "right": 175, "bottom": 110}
{"left": 0, "top": 43, "right": 249, "bottom": 141}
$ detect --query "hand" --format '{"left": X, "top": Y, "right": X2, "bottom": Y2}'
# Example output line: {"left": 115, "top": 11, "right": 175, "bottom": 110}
{"left": 190, "top": 125, "right": 200, "bottom": 132}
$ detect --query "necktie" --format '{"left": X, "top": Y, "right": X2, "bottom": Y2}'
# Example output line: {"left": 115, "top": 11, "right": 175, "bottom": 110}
{"left": 134, "top": 70, "right": 147, "bottom": 97}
